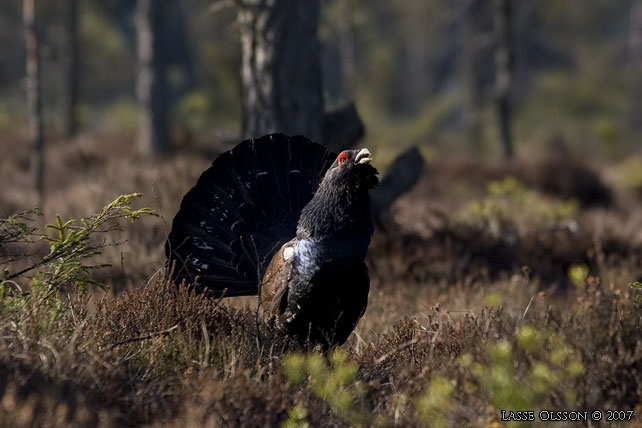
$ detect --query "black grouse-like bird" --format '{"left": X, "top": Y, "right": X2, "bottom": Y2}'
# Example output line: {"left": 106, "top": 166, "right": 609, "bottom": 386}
{"left": 166, "top": 133, "right": 378, "bottom": 347}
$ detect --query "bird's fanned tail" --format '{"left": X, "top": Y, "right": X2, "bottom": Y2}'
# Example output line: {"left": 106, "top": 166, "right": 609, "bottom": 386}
{"left": 165, "top": 133, "right": 336, "bottom": 297}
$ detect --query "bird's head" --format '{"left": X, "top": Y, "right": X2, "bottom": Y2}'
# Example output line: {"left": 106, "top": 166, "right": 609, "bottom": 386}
{"left": 296, "top": 148, "right": 378, "bottom": 240}
{"left": 321, "top": 148, "right": 379, "bottom": 193}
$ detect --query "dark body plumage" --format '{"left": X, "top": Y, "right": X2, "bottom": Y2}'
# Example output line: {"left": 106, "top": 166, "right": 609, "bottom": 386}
{"left": 166, "top": 133, "right": 378, "bottom": 348}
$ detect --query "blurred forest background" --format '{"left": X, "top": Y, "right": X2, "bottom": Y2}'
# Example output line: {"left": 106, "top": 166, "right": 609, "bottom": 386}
{"left": 1, "top": 2, "right": 642, "bottom": 426}
{"left": 3, "top": 0, "right": 642, "bottom": 296}
{"left": 2, "top": 0, "right": 642, "bottom": 165}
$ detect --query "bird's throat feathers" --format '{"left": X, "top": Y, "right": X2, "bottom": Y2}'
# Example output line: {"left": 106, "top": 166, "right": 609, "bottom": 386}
{"left": 296, "top": 163, "right": 378, "bottom": 241}
{"left": 292, "top": 162, "right": 377, "bottom": 281}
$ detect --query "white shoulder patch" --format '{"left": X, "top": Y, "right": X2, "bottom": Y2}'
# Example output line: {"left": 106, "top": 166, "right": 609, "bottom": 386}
{"left": 283, "top": 246, "right": 294, "bottom": 261}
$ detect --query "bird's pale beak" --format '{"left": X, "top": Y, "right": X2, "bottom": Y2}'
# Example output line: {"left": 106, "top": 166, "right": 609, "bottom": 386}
{"left": 355, "top": 148, "right": 372, "bottom": 165}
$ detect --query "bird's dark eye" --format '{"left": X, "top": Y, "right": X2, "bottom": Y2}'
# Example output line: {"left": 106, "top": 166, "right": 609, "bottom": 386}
{"left": 337, "top": 152, "right": 350, "bottom": 165}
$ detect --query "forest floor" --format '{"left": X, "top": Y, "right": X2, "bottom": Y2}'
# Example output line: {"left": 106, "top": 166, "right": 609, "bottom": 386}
{"left": 1, "top": 131, "right": 641, "bottom": 427}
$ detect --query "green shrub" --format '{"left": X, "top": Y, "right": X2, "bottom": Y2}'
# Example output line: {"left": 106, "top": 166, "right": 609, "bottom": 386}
{"left": 1, "top": 193, "right": 156, "bottom": 313}
{"left": 415, "top": 376, "right": 455, "bottom": 428}
{"left": 462, "top": 326, "right": 584, "bottom": 423}
{"left": 461, "top": 176, "right": 578, "bottom": 230}
{"left": 283, "top": 350, "right": 375, "bottom": 428}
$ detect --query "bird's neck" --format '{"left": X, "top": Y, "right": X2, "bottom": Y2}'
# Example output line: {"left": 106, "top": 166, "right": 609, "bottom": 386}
{"left": 293, "top": 192, "right": 373, "bottom": 281}
{"left": 292, "top": 171, "right": 375, "bottom": 280}
{"left": 296, "top": 182, "right": 373, "bottom": 241}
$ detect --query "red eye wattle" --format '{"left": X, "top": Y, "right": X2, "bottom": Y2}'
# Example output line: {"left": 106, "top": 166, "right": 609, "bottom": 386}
{"left": 337, "top": 152, "right": 350, "bottom": 165}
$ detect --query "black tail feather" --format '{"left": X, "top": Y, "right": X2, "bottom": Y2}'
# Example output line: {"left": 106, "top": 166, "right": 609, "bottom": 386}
{"left": 166, "top": 133, "right": 336, "bottom": 297}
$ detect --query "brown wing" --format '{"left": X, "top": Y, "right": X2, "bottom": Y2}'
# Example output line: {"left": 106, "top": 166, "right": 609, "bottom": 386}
{"left": 260, "top": 239, "right": 295, "bottom": 316}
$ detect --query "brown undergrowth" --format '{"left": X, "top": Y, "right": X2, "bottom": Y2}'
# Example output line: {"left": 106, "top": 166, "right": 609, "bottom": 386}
{"left": 0, "top": 276, "right": 640, "bottom": 427}
{"left": 1, "top": 133, "right": 642, "bottom": 426}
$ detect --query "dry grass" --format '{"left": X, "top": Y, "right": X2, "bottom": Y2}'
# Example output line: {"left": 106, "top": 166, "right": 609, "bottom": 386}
{"left": 1, "top": 131, "right": 642, "bottom": 427}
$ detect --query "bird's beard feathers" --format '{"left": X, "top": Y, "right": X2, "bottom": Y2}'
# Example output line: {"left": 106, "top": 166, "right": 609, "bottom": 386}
{"left": 296, "top": 163, "right": 378, "bottom": 242}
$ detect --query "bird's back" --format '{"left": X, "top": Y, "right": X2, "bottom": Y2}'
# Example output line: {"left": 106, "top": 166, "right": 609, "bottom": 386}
{"left": 165, "top": 133, "right": 336, "bottom": 297}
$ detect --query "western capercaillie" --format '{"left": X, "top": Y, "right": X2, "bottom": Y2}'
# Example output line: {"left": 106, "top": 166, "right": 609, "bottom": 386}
{"left": 166, "top": 133, "right": 378, "bottom": 348}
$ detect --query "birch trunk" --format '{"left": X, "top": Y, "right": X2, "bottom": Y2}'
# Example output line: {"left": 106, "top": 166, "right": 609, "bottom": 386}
{"left": 492, "top": 0, "right": 514, "bottom": 159}
{"left": 237, "top": 0, "right": 324, "bottom": 141}
{"left": 136, "top": 0, "right": 169, "bottom": 154}
{"left": 24, "top": 0, "right": 44, "bottom": 202}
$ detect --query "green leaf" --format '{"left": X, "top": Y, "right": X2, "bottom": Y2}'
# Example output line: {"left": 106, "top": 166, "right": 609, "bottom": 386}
{"left": 629, "top": 282, "right": 642, "bottom": 290}
{"left": 2, "top": 193, "right": 156, "bottom": 302}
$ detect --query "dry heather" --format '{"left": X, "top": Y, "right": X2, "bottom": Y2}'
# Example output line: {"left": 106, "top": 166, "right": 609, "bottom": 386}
{"left": 1, "top": 132, "right": 642, "bottom": 427}
{"left": 1, "top": 278, "right": 640, "bottom": 427}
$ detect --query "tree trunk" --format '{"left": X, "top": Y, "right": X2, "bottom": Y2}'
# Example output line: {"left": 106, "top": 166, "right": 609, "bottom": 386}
{"left": 64, "top": 0, "right": 78, "bottom": 139}
{"left": 322, "top": 102, "right": 364, "bottom": 152}
{"left": 237, "top": 0, "right": 324, "bottom": 141}
{"left": 335, "top": 0, "right": 356, "bottom": 99}
{"left": 492, "top": 0, "right": 513, "bottom": 159}
{"left": 371, "top": 146, "right": 424, "bottom": 222}
{"left": 459, "top": 0, "right": 482, "bottom": 157}
{"left": 170, "top": 0, "right": 197, "bottom": 97}
{"left": 136, "top": 0, "right": 169, "bottom": 155}
{"left": 629, "top": 0, "right": 642, "bottom": 133}
{"left": 23, "top": 0, "right": 44, "bottom": 204}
